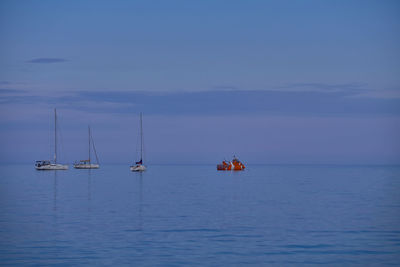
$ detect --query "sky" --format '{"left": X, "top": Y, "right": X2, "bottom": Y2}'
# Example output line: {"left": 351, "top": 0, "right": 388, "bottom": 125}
{"left": 0, "top": 0, "right": 399, "bottom": 164}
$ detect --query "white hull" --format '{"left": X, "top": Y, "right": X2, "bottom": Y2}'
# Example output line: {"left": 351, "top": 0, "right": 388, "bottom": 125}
{"left": 130, "top": 165, "right": 146, "bottom": 172}
{"left": 35, "top": 164, "right": 68, "bottom": 170}
{"left": 74, "top": 164, "right": 99, "bottom": 169}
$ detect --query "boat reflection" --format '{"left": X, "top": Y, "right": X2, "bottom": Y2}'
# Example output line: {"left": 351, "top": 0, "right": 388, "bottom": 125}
{"left": 53, "top": 171, "right": 58, "bottom": 212}
{"left": 87, "top": 169, "right": 92, "bottom": 212}
{"left": 137, "top": 172, "right": 144, "bottom": 230}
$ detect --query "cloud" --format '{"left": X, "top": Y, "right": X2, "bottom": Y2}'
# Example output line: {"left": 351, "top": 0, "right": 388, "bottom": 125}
{"left": 26, "top": 58, "right": 67, "bottom": 64}
{"left": 0, "top": 88, "right": 27, "bottom": 94}
{"left": 278, "top": 82, "right": 367, "bottom": 92}
{"left": 1, "top": 89, "right": 399, "bottom": 117}
{"left": 353, "top": 88, "right": 400, "bottom": 99}
{"left": 76, "top": 89, "right": 400, "bottom": 116}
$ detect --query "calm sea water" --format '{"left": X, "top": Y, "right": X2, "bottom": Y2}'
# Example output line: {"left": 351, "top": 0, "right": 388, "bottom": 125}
{"left": 0, "top": 164, "right": 399, "bottom": 266}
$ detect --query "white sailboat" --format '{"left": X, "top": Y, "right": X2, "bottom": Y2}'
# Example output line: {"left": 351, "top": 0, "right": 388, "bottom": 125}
{"left": 130, "top": 113, "right": 146, "bottom": 172}
{"left": 73, "top": 126, "right": 100, "bottom": 169}
{"left": 35, "top": 109, "right": 68, "bottom": 170}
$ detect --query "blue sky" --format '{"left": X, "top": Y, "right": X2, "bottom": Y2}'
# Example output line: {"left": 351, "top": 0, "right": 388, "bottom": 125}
{"left": 0, "top": 0, "right": 399, "bottom": 164}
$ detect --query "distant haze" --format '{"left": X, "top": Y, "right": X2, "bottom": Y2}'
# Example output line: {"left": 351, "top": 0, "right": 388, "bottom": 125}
{"left": 0, "top": 1, "right": 399, "bottom": 164}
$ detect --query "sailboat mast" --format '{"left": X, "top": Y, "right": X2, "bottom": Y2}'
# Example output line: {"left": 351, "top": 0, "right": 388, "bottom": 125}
{"left": 140, "top": 113, "right": 143, "bottom": 161}
{"left": 88, "top": 126, "right": 91, "bottom": 163}
{"left": 90, "top": 130, "right": 99, "bottom": 164}
{"left": 54, "top": 108, "right": 57, "bottom": 164}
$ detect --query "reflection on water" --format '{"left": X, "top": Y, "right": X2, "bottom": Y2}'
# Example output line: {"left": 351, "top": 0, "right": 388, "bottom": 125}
{"left": 1, "top": 164, "right": 400, "bottom": 265}
{"left": 137, "top": 172, "right": 143, "bottom": 231}
{"left": 87, "top": 169, "right": 92, "bottom": 211}
{"left": 129, "top": 171, "right": 144, "bottom": 231}
{"left": 53, "top": 171, "right": 58, "bottom": 212}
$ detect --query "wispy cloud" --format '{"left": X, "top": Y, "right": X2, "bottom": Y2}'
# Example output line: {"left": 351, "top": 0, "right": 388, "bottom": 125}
{"left": 1, "top": 89, "right": 399, "bottom": 117}
{"left": 353, "top": 88, "right": 400, "bottom": 99}
{"left": 278, "top": 82, "right": 367, "bottom": 92}
{"left": 26, "top": 58, "right": 67, "bottom": 64}
{"left": 0, "top": 88, "right": 27, "bottom": 94}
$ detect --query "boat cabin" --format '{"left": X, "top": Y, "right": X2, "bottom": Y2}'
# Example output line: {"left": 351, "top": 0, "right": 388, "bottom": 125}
{"left": 75, "top": 159, "right": 90, "bottom": 165}
{"left": 35, "top": 160, "right": 51, "bottom": 167}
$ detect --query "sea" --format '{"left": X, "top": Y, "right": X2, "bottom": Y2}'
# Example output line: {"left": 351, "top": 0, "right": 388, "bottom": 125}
{"left": 0, "top": 164, "right": 399, "bottom": 266}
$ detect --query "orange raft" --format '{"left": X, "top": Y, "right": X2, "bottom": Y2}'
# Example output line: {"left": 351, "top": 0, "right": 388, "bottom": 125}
{"left": 217, "top": 157, "right": 246, "bottom": 171}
